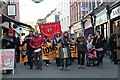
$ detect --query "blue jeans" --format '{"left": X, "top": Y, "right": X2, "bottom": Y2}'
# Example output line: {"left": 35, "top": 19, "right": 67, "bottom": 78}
{"left": 27, "top": 49, "right": 34, "bottom": 68}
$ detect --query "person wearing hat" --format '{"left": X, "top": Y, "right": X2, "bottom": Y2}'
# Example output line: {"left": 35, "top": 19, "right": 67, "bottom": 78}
{"left": 2, "top": 28, "right": 17, "bottom": 49}
{"left": 2, "top": 28, "right": 18, "bottom": 74}
{"left": 29, "top": 32, "right": 43, "bottom": 70}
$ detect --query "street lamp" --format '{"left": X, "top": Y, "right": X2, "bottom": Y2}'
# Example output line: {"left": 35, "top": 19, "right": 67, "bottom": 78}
{"left": 32, "top": 0, "right": 44, "bottom": 3}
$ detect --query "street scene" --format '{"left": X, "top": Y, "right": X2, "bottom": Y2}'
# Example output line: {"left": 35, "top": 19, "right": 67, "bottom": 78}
{"left": 0, "top": 0, "right": 120, "bottom": 80}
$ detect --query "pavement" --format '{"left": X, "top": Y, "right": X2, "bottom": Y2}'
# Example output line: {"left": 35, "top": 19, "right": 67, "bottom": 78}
{"left": 2, "top": 58, "right": 118, "bottom": 79}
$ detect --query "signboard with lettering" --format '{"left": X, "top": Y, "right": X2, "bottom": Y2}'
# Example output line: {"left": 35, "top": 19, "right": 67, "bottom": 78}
{"left": 96, "top": 8, "right": 107, "bottom": 26}
{"left": 110, "top": 6, "right": 120, "bottom": 19}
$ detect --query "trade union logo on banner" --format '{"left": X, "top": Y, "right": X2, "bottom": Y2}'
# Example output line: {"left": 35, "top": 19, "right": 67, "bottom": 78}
{"left": 39, "top": 22, "right": 62, "bottom": 39}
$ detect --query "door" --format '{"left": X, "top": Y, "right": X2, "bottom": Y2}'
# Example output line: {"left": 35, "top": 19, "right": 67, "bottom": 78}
{"left": 114, "top": 21, "right": 120, "bottom": 60}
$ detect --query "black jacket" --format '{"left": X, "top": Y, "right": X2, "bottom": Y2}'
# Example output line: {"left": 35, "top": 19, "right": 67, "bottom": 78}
{"left": 109, "top": 35, "right": 117, "bottom": 51}
{"left": 2, "top": 36, "right": 18, "bottom": 49}
{"left": 92, "top": 35, "right": 105, "bottom": 49}
{"left": 76, "top": 37, "right": 87, "bottom": 52}
{"left": 24, "top": 34, "right": 34, "bottom": 49}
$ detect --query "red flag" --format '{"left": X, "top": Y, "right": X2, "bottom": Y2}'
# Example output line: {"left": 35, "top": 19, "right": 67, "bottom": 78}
{"left": 39, "top": 22, "right": 62, "bottom": 39}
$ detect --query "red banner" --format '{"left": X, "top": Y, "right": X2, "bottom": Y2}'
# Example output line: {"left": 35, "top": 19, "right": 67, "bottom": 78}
{"left": 39, "top": 22, "right": 62, "bottom": 39}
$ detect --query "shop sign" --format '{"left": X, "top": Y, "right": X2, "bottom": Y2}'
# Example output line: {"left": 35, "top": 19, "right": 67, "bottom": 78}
{"left": 111, "top": 6, "right": 120, "bottom": 19}
{"left": 96, "top": 9, "right": 107, "bottom": 26}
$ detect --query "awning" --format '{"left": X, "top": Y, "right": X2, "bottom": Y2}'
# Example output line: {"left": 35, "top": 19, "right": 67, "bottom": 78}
{"left": 2, "top": 14, "right": 33, "bottom": 29}
{"left": 0, "top": 22, "right": 9, "bottom": 29}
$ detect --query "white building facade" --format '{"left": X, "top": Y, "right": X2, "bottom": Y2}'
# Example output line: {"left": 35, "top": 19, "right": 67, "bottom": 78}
{"left": 45, "top": 9, "right": 56, "bottom": 23}
{"left": 56, "top": 0, "right": 70, "bottom": 32}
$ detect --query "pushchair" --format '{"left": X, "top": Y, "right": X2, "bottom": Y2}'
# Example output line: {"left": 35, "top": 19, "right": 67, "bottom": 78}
{"left": 86, "top": 49, "right": 97, "bottom": 66}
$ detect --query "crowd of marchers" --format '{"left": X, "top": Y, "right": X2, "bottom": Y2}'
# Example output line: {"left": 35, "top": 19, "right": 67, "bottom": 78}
{"left": 1, "top": 28, "right": 118, "bottom": 74}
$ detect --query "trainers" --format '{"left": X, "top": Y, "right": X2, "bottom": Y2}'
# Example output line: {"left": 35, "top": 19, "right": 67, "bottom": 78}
{"left": 60, "top": 67, "right": 63, "bottom": 70}
{"left": 46, "top": 64, "right": 49, "bottom": 67}
{"left": 66, "top": 67, "right": 69, "bottom": 70}
{"left": 78, "top": 65, "right": 81, "bottom": 69}
{"left": 81, "top": 65, "right": 85, "bottom": 69}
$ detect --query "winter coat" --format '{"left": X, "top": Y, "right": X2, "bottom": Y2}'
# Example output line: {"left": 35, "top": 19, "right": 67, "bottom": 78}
{"left": 2, "top": 36, "right": 18, "bottom": 49}
{"left": 29, "top": 37, "right": 43, "bottom": 50}
{"left": 24, "top": 34, "right": 34, "bottom": 49}
{"left": 92, "top": 35, "right": 105, "bottom": 49}
{"left": 109, "top": 35, "right": 117, "bottom": 51}
{"left": 58, "top": 36, "right": 71, "bottom": 59}
{"left": 76, "top": 37, "right": 87, "bottom": 52}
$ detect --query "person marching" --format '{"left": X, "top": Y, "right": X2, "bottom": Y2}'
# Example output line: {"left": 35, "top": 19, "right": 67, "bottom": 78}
{"left": 76, "top": 31, "right": 87, "bottom": 69}
{"left": 59, "top": 31, "right": 71, "bottom": 70}
{"left": 92, "top": 31, "right": 105, "bottom": 68}
{"left": 53, "top": 32, "right": 61, "bottom": 66}
{"left": 29, "top": 32, "right": 43, "bottom": 70}
{"left": 43, "top": 36, "right": 51, "bottom": 66}
{"left": 24, "top": 30, "right": 34, "bottom": 69}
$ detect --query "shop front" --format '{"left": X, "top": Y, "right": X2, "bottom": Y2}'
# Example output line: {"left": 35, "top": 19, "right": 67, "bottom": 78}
{"left": 110, "top": 5, "right": 120, "bottom": 61}
{"left": 84, "top": 18, "right": 93, "bottom": 37}
{"left": 71, "top": 21, "right": 82, "bottom": 37}
{"left": 95, "top": 8, "right": 108, "bottom": 39}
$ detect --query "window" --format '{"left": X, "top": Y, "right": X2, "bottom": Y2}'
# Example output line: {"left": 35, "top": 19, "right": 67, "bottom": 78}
{"left": 94, "top": 0, "right": 103, "bottom": 8}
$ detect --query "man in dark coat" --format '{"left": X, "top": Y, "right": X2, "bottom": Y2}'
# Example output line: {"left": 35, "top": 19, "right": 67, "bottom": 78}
{"left": 92, "top": 31, "right": 105, "bottom": 68}
{"left": 24, "top": 30, "right": 34, "bottom": 69}
{"left": 109, "top": 33, "right": 117, "bottom": 64}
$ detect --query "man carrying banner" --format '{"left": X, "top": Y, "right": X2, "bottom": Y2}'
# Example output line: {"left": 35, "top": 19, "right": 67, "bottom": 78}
{"left": 24, "top": 30, "right": 34, "bottom": 68}
{"left": 53, "top": 32, "right": 61, "bottom": 66}
{"left": 43, "top": 36, "right": 51, "bottom": 66}
{"left": 59, "top": 31, "right": 72, "bottom": 70}
{"left": 29, "top": 32, "right": 43, "bottom": 70}
{"left": 70, "top": 34, "right": 77, "bottom": 63}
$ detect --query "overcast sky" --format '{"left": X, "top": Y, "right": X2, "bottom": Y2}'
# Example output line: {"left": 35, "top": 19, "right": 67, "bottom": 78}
{"left": 19, "top": 0, "right": 57, "bottom": 24}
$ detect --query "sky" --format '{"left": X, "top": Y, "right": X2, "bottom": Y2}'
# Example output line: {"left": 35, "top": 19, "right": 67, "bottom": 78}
{"left": 19, "top": 0, "right": 57, "bottom": 24}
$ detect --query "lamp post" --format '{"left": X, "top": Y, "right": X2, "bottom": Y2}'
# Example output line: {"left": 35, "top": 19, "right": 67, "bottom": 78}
{"left": 81, "top": 18, "right": 87, "bottom": 36}
{"left": 89, "top": 12, "right": 96, "bottom": 34}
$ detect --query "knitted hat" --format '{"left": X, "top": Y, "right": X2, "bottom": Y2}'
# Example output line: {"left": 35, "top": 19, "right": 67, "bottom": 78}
{"left": 8, "top": 28, "right": 13, "bottom": 33}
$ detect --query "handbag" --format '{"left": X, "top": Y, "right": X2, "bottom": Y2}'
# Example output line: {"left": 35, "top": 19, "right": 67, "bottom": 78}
{"left": 62, "top": 48, "right": 68, "bottom": 58}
